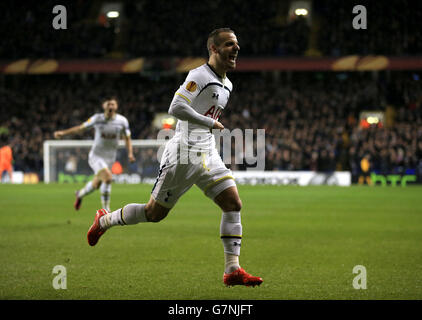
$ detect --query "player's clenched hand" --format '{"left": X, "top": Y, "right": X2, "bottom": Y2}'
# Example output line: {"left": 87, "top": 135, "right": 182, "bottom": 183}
{"left": 54, "top": 131, "right": 64, "bottom": 139}
{"left": 212, "top": 120, "right": 224, "bottom": 130}
{"left": 128, "top": 154, "right": 136, "bottom": 163}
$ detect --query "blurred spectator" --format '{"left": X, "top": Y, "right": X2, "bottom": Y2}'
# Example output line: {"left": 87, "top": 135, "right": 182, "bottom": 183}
{"left": 112, "top": 161, "right": 123, "bottom": 175}
{"left": 0, "top": 133, "right": 13, "bottom": 183}
{"left": 358, "top": 154, "right": 371, "bottom": 185}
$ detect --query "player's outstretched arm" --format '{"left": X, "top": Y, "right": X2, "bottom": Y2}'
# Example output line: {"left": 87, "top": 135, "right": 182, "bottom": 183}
{"left": 54, "top": 124, "right": 84, "bottom": 139}
{"left": 123, "top": 135, "right": 135, "bottom": 162}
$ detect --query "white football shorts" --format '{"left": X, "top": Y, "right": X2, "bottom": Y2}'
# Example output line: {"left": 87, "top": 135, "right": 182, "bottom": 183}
{"left": 151, "top": 140, "right": 236, "bottom": 208}
{"left": 88, "top": 152, "right": 114, "bottom": 174}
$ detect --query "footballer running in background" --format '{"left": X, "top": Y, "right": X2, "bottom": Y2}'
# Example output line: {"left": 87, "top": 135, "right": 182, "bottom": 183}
{"left": 87, "top": 28, "right": 263, "bottom": 287}
{"left": 54, "top": 97, "right": 135, "bottom": 212}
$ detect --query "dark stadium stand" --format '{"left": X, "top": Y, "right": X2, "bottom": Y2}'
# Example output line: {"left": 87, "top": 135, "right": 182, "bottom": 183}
{"left": 2, "top": 0, "right": 421, "bottom": 59}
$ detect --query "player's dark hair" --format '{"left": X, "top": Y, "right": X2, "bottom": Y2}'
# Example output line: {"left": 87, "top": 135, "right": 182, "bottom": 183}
{"left": 207, "top": 27, "right": 235, "bottom": 56}
{"left": 102, "top": 96, "right": 119, "bottom": 104}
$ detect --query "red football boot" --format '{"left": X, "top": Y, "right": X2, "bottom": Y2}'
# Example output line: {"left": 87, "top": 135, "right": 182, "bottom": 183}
{"left": 87, "top": 209, "right": 108, "bottom": 246}
{"left": 223, "top": 267, "right": 263, "bottom": 287}
{"left": 74, "top": 191, "right": 82, "bottom": 211}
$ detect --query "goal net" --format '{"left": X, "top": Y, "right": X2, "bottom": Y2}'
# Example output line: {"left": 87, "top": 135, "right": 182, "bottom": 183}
{"left": 43, "top": 139, "right": 166, "bottom": 184}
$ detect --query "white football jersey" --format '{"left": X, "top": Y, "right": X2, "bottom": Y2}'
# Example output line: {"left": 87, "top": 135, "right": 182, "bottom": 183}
{"left": 82, "top": 113, "right": 131, "bottom": 160}
{"left": 171, "top": 63, "right": 233, "bottom": 152}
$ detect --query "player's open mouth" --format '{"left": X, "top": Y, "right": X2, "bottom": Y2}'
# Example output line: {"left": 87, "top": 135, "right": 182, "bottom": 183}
{"left": 229, "top": 54, "right": 237, "bottom": 62}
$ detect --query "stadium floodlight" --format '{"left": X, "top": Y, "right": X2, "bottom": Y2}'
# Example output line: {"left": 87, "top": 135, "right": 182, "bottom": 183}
{"left": 367, "top": 116, "right": 379, "bottom": 124}
{"left": 106, "top": 11, "right": 119, "bottom": 18}
{"left": 295, "top": 8, "right": 308, "bottom": 16}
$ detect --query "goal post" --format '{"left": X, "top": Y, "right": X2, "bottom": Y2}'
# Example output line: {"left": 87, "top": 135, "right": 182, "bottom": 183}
{"left": 43, "top": 139, "right": 352, "bottom": 186}
{"left": 43, "top": 139, "right": 166, "bottom": 184}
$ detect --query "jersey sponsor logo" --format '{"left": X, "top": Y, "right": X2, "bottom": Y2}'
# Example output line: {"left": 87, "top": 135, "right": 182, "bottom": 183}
{"left": 186, "top": 81, "right": 197, "bottom": 92}
{"left": 101, "top": 132, "right": 117, "bottom": 139}
{"left": 212, "top": 92, "right": 219, "bottom": 99}
{"left": 204, "top": 105, "right": 222, "bottom": 120}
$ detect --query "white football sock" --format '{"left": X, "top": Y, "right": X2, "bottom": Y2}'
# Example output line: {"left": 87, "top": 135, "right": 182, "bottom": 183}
{"left": 220, "top": 211, "right": 242, "bottom": 273}
{"left": 78, "top": 181, "right": 95, "bottom": 198}
{"left": 100, "top": 182, "right": 111, "bottom": 212}
{"left": 121, "top": 203, "right": 147, "bottom": 225}
{"left": 100, "top": 203, "right": 147, "bottom": 229}
{"left": 224, "top": 253, "right": 240, "bottom": 274}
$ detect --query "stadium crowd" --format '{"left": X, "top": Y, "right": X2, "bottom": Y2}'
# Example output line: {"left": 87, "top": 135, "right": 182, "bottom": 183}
{"left": 0, "top": 1, "right": 114, "bottom": 59}
{"left": 1, "top": 71, "right": 421, "bottom": 181}
{"left": 1, "top": 0, "right": 308, "bottom": 59}
{"left": 2, "top": 1, "right": 421, "bottom": 59}
{"left": 226, "top": 71, "right": 422, "bottom": 180}
{"left": 315, "top": 0, "right": 422, "bottom": 56}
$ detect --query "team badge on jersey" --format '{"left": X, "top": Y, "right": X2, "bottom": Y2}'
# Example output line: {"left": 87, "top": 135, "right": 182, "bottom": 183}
{"left": 186, "top": 81, "right": 197, "bottom": 92}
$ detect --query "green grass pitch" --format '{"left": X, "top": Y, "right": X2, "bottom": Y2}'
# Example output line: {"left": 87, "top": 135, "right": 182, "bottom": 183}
{"left": 0, "top": 183, "right": 421, "bottom": 300}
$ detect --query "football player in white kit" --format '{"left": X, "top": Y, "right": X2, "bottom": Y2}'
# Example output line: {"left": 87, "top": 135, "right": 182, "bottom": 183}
{"left": 54, "top": 97, "right": 135, "bottom": 212}
{"left": 88, "top": 29, "right": 262, "bottom": 287}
